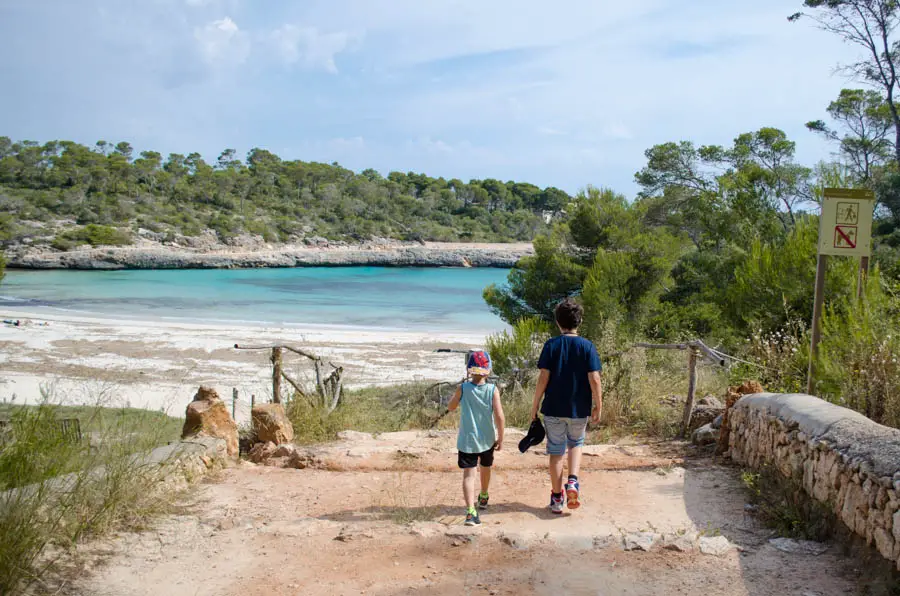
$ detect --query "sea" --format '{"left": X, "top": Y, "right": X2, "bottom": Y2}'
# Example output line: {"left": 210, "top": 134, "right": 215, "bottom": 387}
{"left": 0, "top": 267, "right": 511, "bottom": 332}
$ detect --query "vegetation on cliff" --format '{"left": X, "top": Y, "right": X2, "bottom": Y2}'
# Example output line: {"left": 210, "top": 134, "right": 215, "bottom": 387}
{"left": 0, "top": 138, "right": 570, "bottom": 247}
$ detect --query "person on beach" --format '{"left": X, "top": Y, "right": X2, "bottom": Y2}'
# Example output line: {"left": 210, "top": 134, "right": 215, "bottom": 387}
{"left": 448, "top": 350, "right": 505, "bottom": 526}
{"left": 530, "top": 299, "right": 603, "bottom": 514}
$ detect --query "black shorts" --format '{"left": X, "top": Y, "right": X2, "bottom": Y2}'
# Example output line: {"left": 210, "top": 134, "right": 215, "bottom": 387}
{"left": 458, "top": 448, "right": 495, "bottom": 469}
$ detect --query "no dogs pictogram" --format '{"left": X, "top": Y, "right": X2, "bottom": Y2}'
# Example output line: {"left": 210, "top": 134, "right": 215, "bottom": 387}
{"left": 834, "top": 225, "right": 858, "bottom": 249}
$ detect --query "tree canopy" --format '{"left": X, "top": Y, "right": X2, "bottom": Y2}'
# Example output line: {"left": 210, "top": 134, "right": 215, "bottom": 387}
{"left": 0, "top": 138, "right": 573, "bottom": 246}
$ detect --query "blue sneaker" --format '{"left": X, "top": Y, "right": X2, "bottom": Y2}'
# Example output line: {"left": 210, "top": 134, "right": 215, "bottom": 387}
{"left": 566, "top": 477, "right": 580, "bottom": 510}
{"left": 549, "top": 492, "right": 564, "bottom": 514}
{"left": 465, "top": 510, "right": 481, "bottom": 526}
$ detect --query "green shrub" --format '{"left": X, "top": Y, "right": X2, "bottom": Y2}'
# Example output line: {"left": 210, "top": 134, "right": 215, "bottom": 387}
{"left": 51, "top": 224, "right": 132, "bottom": 250}
{"left": 817, "top": 271, "right": 900, "bottom": 427}
{"left": 0, "top": 400, "right": 185, "bottom": 594}
{"left": 485, "top": 317, "right": 552, "bottom": 377}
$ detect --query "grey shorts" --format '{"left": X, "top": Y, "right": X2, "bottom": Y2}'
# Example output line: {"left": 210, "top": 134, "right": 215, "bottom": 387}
{"left": 544, "top": 416, "right": 588, "bottom": 456}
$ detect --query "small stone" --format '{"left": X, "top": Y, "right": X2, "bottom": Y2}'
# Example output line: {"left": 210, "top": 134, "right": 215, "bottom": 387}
{"left": 624, "top": 532, "right": 660, "bottom": 552}
{"left": 663, "top": 534, "right": 696, "bottom": 552}
{"left": 699, "top": 535, "right": 734, "bottom": 556}
{"left": 768, "top": 537, "right": 829, "bottom": 556}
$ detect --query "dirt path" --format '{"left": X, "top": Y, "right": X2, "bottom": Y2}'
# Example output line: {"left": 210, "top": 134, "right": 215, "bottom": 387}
{"left": 68, "top": 434, "right": 861, "bottom": 596}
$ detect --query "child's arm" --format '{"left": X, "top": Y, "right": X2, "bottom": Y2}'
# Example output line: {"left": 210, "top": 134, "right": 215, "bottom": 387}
{"left": 447, "top": 386, "right": 462, "bottom": 412}
{"left": 530, "top": 369, "right": 550, "bottom": 420}
{"left": 492, "top": 386, "right": 505, "bottom": 451}
{"left": 589, "top": 371, "right": 603, "bottom": 424}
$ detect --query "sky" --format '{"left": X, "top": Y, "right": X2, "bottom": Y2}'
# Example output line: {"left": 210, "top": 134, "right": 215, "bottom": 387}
{"left": 0, "top": 0, "right": 868, "bottom": 196}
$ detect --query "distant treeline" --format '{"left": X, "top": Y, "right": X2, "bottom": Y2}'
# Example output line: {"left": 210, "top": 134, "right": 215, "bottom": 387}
{"left": 0, "top": 137, "right": 574, "bottom": 246}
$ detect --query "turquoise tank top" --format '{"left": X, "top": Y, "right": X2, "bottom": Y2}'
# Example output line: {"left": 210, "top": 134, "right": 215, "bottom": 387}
{"left": 457, "top": 382, "right": 497, "bottom": 454}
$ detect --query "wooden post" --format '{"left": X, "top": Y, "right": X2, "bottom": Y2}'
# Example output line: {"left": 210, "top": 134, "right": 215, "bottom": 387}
{"left": 681, "top": 349, "right": 699, "bottom": 437}
{"left": 857, "top": 255, "right": 870, "bottom": 301}
{"left": 271, "top": 347, "right": 283, "bottom": 404}
{"left": 232, "top": 388, "right": 237, "bottom": 420}
{"left": 807, "top": 254, "right": 829, "bottom": 395}
{"left": 251, "top": 394, "right": 256, "bottom": 409}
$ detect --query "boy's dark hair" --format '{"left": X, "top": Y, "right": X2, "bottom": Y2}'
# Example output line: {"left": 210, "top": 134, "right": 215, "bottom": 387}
{"left": 555, "top": 298, "right": 583, "bottom": 330}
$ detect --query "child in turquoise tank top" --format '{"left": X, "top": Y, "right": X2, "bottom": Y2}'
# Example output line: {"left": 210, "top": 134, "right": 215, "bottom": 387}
{"left": 448, "top": 350, "right": 505, "bottom": 526}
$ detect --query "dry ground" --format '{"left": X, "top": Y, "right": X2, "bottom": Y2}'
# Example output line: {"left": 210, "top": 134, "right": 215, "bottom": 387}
{"left": 56, "top": 432, "right": 872, "bottom": 596}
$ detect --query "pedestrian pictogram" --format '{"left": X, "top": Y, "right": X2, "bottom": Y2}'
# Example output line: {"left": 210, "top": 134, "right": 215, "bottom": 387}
{"left": 836, "top": 202, "right": 859, "bottom": 225}
{"left": 834, "top": 225, "right": 857, "bottom": 249}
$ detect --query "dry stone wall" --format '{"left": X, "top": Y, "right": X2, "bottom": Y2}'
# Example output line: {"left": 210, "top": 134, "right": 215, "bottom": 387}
{"left": 728, "top": 393, "right": 900, "bottom": 570}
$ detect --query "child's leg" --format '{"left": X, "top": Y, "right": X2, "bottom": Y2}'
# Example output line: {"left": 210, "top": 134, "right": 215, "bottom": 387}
{"left": 462, "top": 468, "right": 477, "bottom": 509}
{"left": 544, "top": 416, "right": 568, "bottom": 494}
{"left": 566, "top": 418, "right": 589, "bottom": 479}
{"left": 479, "top": 464, "right": 491, "bottom": 494}
{"left": 549, "top": 455, "right": 566, "bottom": 493}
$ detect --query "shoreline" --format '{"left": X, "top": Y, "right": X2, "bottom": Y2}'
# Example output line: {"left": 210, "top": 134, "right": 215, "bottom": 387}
{"left": 0, "top": 307, "right": 488, "bottom": 423}
{"left": 6, "top": 241, "right": 533, "bottom": 271}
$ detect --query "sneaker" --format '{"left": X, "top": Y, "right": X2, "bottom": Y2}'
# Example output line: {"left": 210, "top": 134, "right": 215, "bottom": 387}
{"left": 565, "top": 478, "right": 581, "bottom": 510}
{"left": 464, "top": 511, "right": 482, "bottom": 526}
{"left": 478, "top": 492, "right": 489, "bottom": 510}
{"left": 549, "top": 492, "right": 565, "bottom": 515}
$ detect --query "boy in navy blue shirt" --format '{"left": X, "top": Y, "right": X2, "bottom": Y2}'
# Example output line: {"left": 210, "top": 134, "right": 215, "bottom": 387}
{"left": 530, "top": 299, "right": 603, "bottom": 513}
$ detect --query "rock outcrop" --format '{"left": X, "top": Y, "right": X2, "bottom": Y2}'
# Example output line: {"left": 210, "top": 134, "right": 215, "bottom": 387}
{"left": 689, "top": 395, "right": 725, "bottom": 432}
{"left": 7, "top": 241, "right": 533, "bottom": 270}
{"left": 251, "top": 403, "right": 294, "bottom": 445}
{"left": 182, "top": 386, "right": 239, "bottom": 457}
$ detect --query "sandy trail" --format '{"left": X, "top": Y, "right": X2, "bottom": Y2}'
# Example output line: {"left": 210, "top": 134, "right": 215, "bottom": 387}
{"left": 68, "top": 435, "right": 860, "bottom": 596}
{"left": 0, "top": 308, "right": 481, "bottom": 422}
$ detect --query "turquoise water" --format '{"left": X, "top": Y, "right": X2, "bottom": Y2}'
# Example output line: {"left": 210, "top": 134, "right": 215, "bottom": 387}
{"left": 1, "top": 268, "right": 511, "bottom": 332}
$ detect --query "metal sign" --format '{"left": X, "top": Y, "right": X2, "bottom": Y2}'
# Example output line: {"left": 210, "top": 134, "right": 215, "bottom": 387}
{"left": 818, "top": 188, "right": 875, "bottom": 257}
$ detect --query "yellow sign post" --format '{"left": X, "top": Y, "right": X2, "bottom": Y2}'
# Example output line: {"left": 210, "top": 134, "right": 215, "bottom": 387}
{"left": 807, "top": 188, "right": 875, "bottom": 395}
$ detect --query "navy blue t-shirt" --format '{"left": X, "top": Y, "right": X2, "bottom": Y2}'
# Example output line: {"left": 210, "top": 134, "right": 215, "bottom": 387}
{"left": 538, "top": 335, "right": 602, "bottom": 419}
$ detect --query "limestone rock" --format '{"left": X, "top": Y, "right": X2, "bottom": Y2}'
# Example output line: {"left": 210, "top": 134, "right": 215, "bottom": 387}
{"left": 408, "top": 522, "right": 444, "bottom": 538}
{"left": 252, "top": 403, "right": 294, "bottom": 445}
{"left": 337, "top": 430, "right": 374, "bottom": 442}
{"left": 624, "top": 532, "right": 660, "bottom": 551}
{"left": 768, "top": 538, "right": 829, "bottom": 556}
{"left": 182, "top": 386, "right": 239, "bottom": 457}
{"left": 699, "top": 535, "right": 734, "bottom": 556}
{"left": 289, "top": 449, "right": 325, "bottom": 470}
{"left": 663, "top": 533, "right": 697, "bottom": 552}
{"left": 690, "top": 404, "right": 725, "bottom": 432}
{"left": 248, "top": 441, "right": 276, "bottom": 464}
{"left": 692, "top": 423, "right": 719, "bottom": 446}
{"left": 697, "top": 396, "right": 724, "bottom": 409}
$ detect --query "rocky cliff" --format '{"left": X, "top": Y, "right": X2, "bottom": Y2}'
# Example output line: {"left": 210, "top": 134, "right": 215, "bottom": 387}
{"left": 6, "top": 241, "right": 532, "bottom": 270}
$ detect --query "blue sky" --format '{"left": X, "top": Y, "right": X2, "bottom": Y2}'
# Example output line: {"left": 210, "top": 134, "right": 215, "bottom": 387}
{"left": 0, "top": 0, "right": 864, "bottom": 196}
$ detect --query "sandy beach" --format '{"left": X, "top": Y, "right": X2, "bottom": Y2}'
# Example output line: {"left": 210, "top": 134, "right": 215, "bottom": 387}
{"left": 0, "top": 307, "right": 485, "bottom": 423}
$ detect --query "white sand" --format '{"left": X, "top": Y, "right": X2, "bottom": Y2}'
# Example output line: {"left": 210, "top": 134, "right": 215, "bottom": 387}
{"left": 0, "top": 307, "right": 489, "bottom": 423}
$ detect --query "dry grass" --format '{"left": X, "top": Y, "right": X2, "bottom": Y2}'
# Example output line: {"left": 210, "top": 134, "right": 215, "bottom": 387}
{"left": 0, "top": 390, "right": 189, "bottom": 595}
{"left": 375, "top": 471, "right": 453, "bottom": 525}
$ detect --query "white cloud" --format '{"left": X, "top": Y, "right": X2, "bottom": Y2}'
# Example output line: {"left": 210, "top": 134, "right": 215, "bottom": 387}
{"left": 271, "top": 24, "right": 353, "bottom": 73}
{"left": 194, "top": 17, "right": 249, "bottom": 65}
